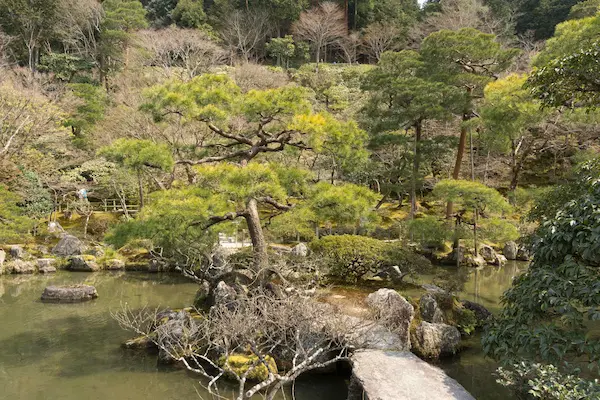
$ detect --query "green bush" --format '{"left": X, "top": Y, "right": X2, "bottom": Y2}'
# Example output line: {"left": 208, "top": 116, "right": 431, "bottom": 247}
{"left": 310, "top": 235, "right": 431, "bottom": 283}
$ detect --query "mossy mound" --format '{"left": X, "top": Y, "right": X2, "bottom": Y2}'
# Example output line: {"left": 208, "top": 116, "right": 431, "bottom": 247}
{"left": 219, "top": 354, "right": 278, "bottom": 382}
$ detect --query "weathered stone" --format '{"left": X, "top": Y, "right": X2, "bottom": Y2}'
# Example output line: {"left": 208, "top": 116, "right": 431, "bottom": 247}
{"left": 461, "top": 300, "right": 493, "bottom": 324}
{"left": 87, "top": 246, "right": 105, "bottom": 258}
{"left": 365, "top": 289, "right": 414, "bottom": 351}
{"left": 421, "top": 284, "right": 447, "bottom": 294}
{"left": 193, "top": 280, "right": 211, "bottom": 309}
{"left": 9, "top": 260, "right": 36, "bottom": 274}
{"left": 413, "top": 322, "right": 461, "bottom": 359}
{"left": 464, "top": 254, "right": 486, "bottom": 268}
{"left": 346, "top": 316, "right": 407, "bottom": 351}
{"left": 37, "top": 259, "right": 57, "bottom": 273}
{"left": 0, "top": 249, "right": 5, "bottom": 267}
{"left": 419, "top": 293, "right": 444, "bottom": 323}
{"left": 105, "top": 259, "right": 125, "bottom": 270}
{"left": 517, "top": 246, "right": 530, "bottom": 261}
{"left": 479, "top": 245, "right": 497, "bottom": 264}
{"left": 41, "top": 285, "right": 98, "bottom": 303}
{"left": 122, "top": 334, "right": 157, "bottom": 350}
{"left": 68, "top": 255, "right": 100, "bottom": 272}
{"left": 503, "top": 241, "right": 518, "bottom": 260}
{"left": 9, "top": 245, "right": 24, "bottom": 259}
{"left": 496, "top": 254, "right": 507, "bottom": 266}
{"left": 349, "top": 350, "right": 475, "bottom": 400}
{"left": 291, "top": 243, "right": 309, "bottom": 257}
{"left": 212, "top": 281, "right": 237, "bottom": 308}
{"left": 52, "top": 234, "right": 84, "bottom": 257}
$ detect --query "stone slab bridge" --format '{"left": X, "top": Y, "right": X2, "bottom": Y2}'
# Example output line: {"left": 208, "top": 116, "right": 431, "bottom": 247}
{"left": 348, "top": 350, "right": 475, "bottom": 400}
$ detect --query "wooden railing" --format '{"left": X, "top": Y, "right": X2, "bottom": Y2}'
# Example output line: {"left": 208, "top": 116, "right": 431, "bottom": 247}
{"left": 57, "top": 199, "right": 139, "bottom": 214}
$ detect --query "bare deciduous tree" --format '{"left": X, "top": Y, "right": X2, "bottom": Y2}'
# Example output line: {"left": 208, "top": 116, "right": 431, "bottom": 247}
{"left": 293, "top": 2, "right": 346, "bottom": 71}
{"left": 115, "top": 288, "right": 361, "bottom": 400}
{"left": 363, "top": 22, "right": 400, "bottom": 62}
{"left": 138, "top": 27, "right": 226, "bottom": 80}
{"left": 338, "top": 31, "right": 361, "bottom": 64}
{"left": 220, "top": 10, "right": 272, "bottom": 63}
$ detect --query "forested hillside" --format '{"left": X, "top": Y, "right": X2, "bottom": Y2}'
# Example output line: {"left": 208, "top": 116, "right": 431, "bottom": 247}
{"left": 0, "top": 0, "right": 599, "bottom": 399}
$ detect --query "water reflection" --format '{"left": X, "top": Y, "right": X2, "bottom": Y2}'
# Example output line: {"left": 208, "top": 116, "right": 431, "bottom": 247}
{"left": 0, "top": 272, "right": 347, "bottom": 400}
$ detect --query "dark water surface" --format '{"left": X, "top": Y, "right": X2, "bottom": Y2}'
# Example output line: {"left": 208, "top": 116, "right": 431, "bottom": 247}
{"left": 0, "top": 272, "right": 347, "bottom": 400}
{"left": 439, "top": 261, "right": 529, "bottom": 400}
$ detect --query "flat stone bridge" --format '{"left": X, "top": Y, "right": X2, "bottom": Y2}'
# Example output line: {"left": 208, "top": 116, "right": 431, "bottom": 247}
{"left": 349, "top": 350, "right": 475, "bottom": 400}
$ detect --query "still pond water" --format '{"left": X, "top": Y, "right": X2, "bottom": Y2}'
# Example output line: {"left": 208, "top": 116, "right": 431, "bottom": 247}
{"left": 0, "top": 262, "right": 527, "bottom": 400}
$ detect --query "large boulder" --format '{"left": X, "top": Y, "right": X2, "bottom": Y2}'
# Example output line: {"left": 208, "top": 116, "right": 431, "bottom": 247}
{"left": 37, "top": 259, "right": 57, "bottom": 274}
{"left": 419, "top": 293, "right": 444, "bottom": 323}
{"left": 464, "top": 254, "right": 486, "bottom": 268}
{"left": 517, "top": 246, "right": 530, "bottom": 261}
{"left": 41, "top": 285, "right": 98, "bottom": 303}
{"left": 503, "top": 241, "right": 518, "bottom": 260}
{"left": 496, "top": 254, "right": 507, "bottom": 267}
{"left": 9, "top": 245, "right": 25, "bottom": 259}
{"left": 291, "top": 242, "right": 309, "bottom": 257}
{"left": 412, "top": 321, "right": 461, "bottom": 359}
{"left": 8, "top": 260, "right": 36, "bottom": 274}
{"left": 52, "top": 234, "right": 84, "bottom": 257}
{"left": 68, "top": 255, "right": 100, "bottom": 272}
{"left": 346, "top": 316, "right": 408, "bottom": 351}
{"left": 479, "top": 245, "right": 497, "bottom": 264}
{"left": 365, "top": 289, "right": 414, "bottom": 351}
{"left": 0, "top": 249, "right": 5, "bottom": 268}
{"left": 212, "top": 281, "right": 237, "bottom": 308}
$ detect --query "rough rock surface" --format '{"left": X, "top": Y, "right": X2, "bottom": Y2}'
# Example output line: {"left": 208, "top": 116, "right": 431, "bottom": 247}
{"left": 365, "top": 289, "right": 414, "bottom": 351}
{"left": 503, "top": 241, "right": 518, "bottom": 260}
{"left": 496, "top": 254, "right": 507, "bottom": 266}
{"left": 517, "top": 246, "right": 530, "bottom": 261}
{"left": 464, "top": 254, "right": 486, "bottom": 268}
{"left": 348, "top": 350, "right": 475, "bottom": 400}
{"left": 9, "top": 260, "right": 36, "bottom": 274}
{"left": 37, "top": 259, "right": 57, "bottom": 273}
{"left": 0, "top": 249, "right": 5, "bottom": 267}
{"left": 68, "top": 255, "right": 100, "bottom": 272}
{"left": 413, "top": 322, "right": 461, "bottom": 359}
{"left": 479, "top": 245, "right": 497, "bottom": 264}
{"left": 41, "top": 285, "right": 98, "bottom": 303}
{"left": 291, "top": 243, "right": 309, "bottom": 257}
{"left": 212, "top": 281, "right": 237, "bottom": 308}
{"left": 52, "top": 234, "right": 84, "bottom": 257}
{"left": 105, "top": 259, "right": 125, "bottom": 270}
{"left": 9, "top": 245, "right": 25, "bottom": 259}
{"left": 461, "top": 300, "right": 493, "bottom": 324}
{"left": 345, "top": 316, "right": 408, "bottom": 351}
{"left": 419, "top": 293, "right": 444, "bottom": 323}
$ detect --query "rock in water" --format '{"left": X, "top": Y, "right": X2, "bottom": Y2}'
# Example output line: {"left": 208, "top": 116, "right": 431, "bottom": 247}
{"left": 68, "top": 255, "right": 100, "bottom": 272}
{"left": 419, "top": 293, "right": 444, "bottom": 323}
{"left": 461, "top": 300, "right": 492, "bottom": 324}
{"left": 413, "top": 322, "right": 461, "bottom": 359}
{"left": 0, "top": 250, "right": 5, "bottom": 268}
{"left": 37, "top": 259, "right": 57, "bottom": 273}
{"left": 9, "top": 245, "right": 25, "bottom": 259}
{"left": 52, "top": 234, "right": 84, "bottom": 257}
{"left": 41, "top": 285, "right": 98, "bottom": 303}
{"left": 517, "top": 246, "right": 530, "bottom": 261}
{"left": 503, "top": 241, "right": 518, "bottom": 260}
{"left": 105, "top": 259, "right": 125, "bottom": 270}
{"left": 365, "top": 288, "right": 414, "bottom": 351}
{"left": 8, "top": 260, "right": 36, "bottom": 274}
{"left": 291, "top": 243, "right": 309, "bottom": 257}
{"left": 496, "top": 254, "right": 507, "bottom": 266}
{"left": 479, "top": 245, "right": 497, "bottom": 264}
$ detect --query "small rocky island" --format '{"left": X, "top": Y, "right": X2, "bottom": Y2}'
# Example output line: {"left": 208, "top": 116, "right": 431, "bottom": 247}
{"left": 41, "top": 285, "right": 98, "bottom": 303}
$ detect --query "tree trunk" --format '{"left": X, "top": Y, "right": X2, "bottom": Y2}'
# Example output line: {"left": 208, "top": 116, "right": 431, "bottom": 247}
{"left": 84, "top": 214, "right": 90, "bottom": 239}
{"left": 137, "top": 170, "right": 144, "bottom": 210}
{"left": 410, "top": 120, "right": 422, "bottom": 218}
{"left": 473, "top": 208, "right": 478, "bottom": 256}
{"left": 446, "top": 88, "right": 473, "bottom": 219}
{"left": 244, "top": 198, "right": 268, "bottom": 270}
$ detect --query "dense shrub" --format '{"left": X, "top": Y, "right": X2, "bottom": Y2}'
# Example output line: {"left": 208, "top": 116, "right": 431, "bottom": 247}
{"left": 310, "top": 235, "right": 431, "bottom": 283}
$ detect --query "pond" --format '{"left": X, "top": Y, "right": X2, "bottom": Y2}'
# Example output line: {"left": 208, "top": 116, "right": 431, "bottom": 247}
{"left": 0, "top": 272, "right": 347, "bottom": 400}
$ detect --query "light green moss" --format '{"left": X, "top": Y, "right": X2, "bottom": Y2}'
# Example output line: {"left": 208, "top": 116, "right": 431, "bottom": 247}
{"left": 219, "top": 354, "right": 278, "bottom": 382}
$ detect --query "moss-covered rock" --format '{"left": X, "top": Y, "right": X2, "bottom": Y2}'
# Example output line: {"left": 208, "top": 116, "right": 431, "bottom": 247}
{"left": 219, "top": 354, "right": 278, "bottom": 382}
